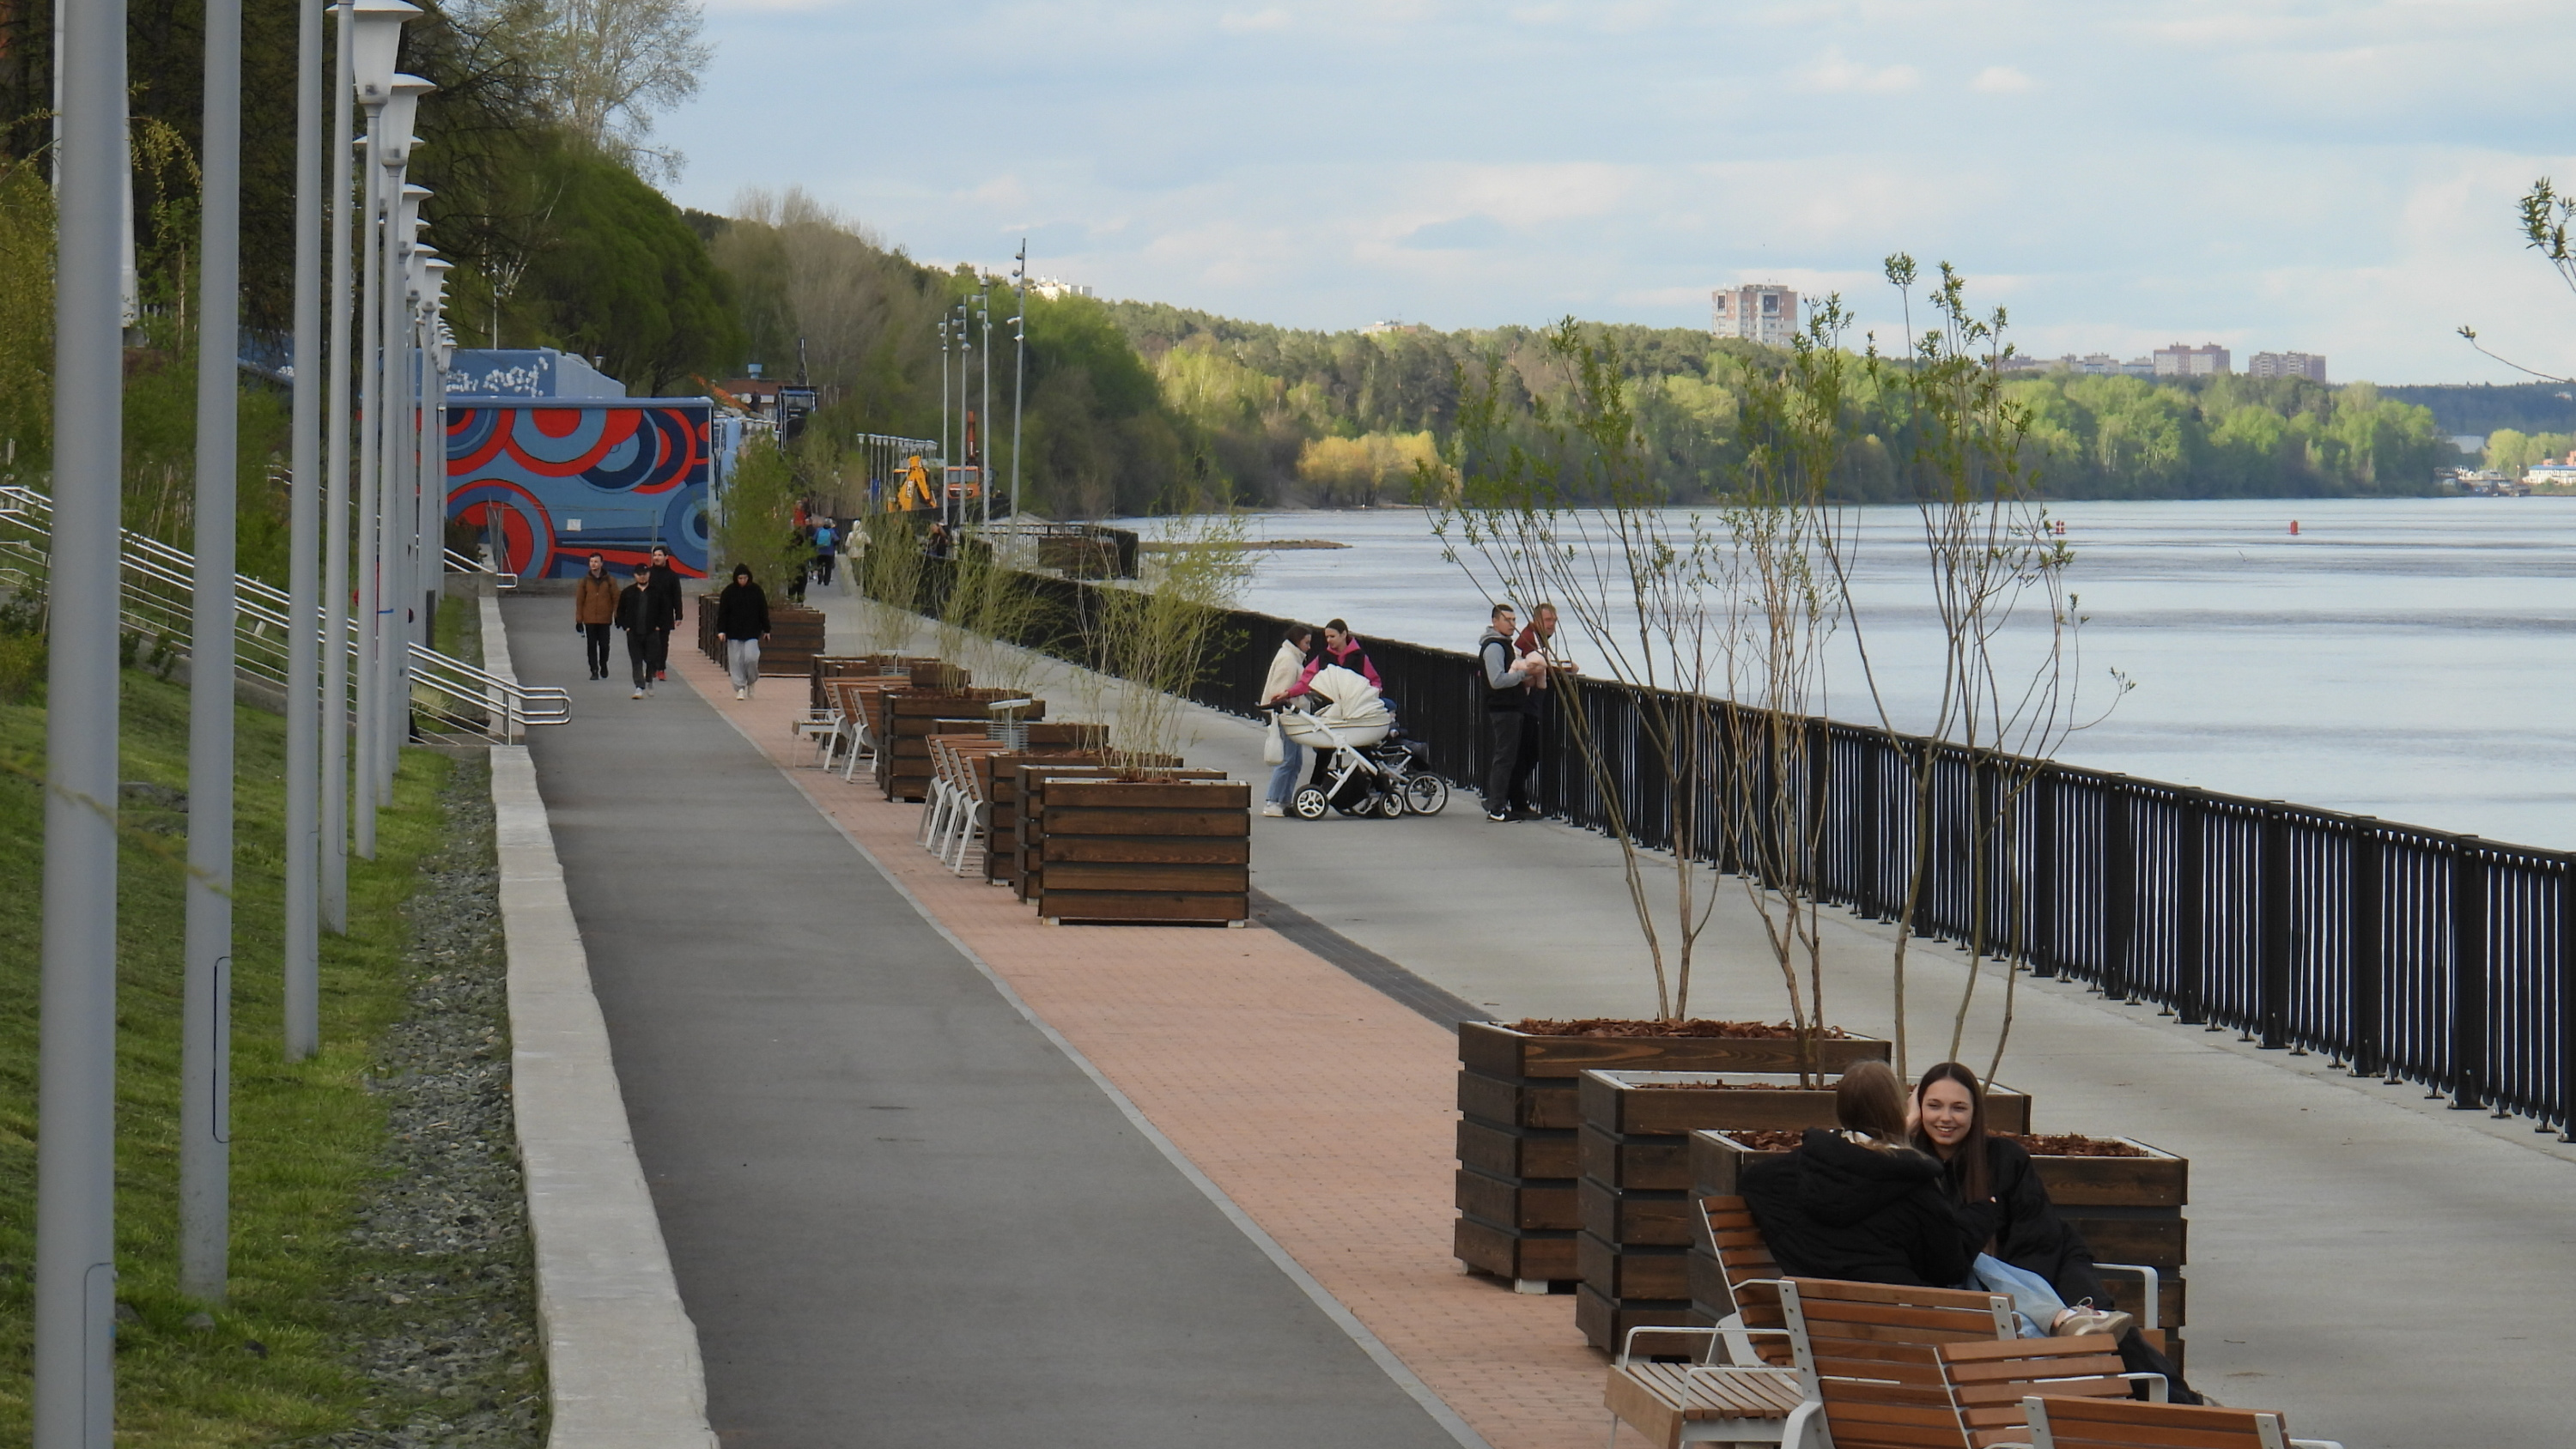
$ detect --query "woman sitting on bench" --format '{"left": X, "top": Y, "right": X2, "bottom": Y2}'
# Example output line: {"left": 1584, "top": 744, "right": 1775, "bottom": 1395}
{"left": 1742, "top": 1063, "right": 2127, "bottom": 1341}
{"left": 1911, "top": 1061, "right": 2201, "bottom": 1401}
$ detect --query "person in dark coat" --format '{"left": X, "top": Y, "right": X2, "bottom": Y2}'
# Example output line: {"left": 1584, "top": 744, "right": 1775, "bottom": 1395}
{"left": 615, "top": 562, "right": 673, "bottom": 698}
{"left": 644, "top": 543, "right": 687, "bottom": 682}
{"left": 715, "top": 564, "right": 772, "bottom": 700}
{"left": 1739, "top": 1062, "right": 1977, "bottom": 1290}
{"left": 1911, "top": 1061, "right": 2196, "bottom": 1399}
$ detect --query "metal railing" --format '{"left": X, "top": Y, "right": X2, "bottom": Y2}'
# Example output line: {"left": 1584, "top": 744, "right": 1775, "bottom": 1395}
{"left": 0, "top": 484, "right": 567, "bottom": 744}
{"left": 445, "top": 546, "right": 518, "bottom": 590}
{"left": 898, "top": 553, "right": 2576, "bottom": 1137}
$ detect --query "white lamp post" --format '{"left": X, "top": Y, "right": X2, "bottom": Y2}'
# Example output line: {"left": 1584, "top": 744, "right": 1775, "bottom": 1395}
{"left": 354, "top": 75, "right": 429, "bottom": 846}
{"left": 380, "top": 188, "right": 428, "bottom": 780}
{"left": 283, "top": 0, "right": 326, "bottom": 1060}
{"left": 1011, "top": 239, "right": 1026, "bottom": 522}
{"left": 418, "top": 257, "right": 452, "bottom": 646}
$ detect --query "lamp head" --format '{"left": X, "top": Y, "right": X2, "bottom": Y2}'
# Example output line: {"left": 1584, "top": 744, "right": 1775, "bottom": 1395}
{"left": 395, "top": 183, "right": 431, "bottom": 241}
{"left": 422, "top": 257, "right": 454, "bottom": 310}
{"left": 375, "top": 76, "right": 435, "bottom": 167}
{"left": 348, "top": 0, "right": 422, "bottom": 106}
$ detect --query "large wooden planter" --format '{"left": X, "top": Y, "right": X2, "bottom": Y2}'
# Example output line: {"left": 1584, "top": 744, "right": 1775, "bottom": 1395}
{"left": 1685, "top": 1128, "right": 2188, "bottom": 1368}
{"left": 808, "top": 654, "right": 949, "bottom": 710}
{"left": 760, "top": 605, "right": 827, "bottom": 676}
{"left": 1012, "top": 760, "right": 1195, "bottom": 900}
{"left": 971, "top": 738, "right": 1113, "bottom": 888}
{"left": 1453, "top": 1021, "right": 1889, "bottom": 1289}
{"left": 872, "top": 689, "right": 1041, "bottom": 800}
{"left": 1573, "top": 1069, "right": 2032, "bottom": 1353}
{"left": 1033, "top": 777, "right": 1250, "bottom": 925}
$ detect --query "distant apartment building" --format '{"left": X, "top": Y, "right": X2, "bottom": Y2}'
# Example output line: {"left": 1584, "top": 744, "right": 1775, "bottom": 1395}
{"left": 1360, "top": 319, "right": 1425, "bottom": 336}
{"left": 1712, "top": 283, "right": 1801, "bottom": 347}
{"left": 1999, "top": 352, "right": 2155, "bottom": 378}
{"left": 2248, "top": 350, "right": 2328, "bottom": 383}
{"left": 1025, "top": 276, "right": 1093, "bottom": 301}
{"left": 2153, "top": 343, "right": 2232, "bottom": 377}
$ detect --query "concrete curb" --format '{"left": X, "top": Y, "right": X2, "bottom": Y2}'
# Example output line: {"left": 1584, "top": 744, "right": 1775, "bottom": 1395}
{"left": 488, "top": 590, "right": 715, "bottom": 1449}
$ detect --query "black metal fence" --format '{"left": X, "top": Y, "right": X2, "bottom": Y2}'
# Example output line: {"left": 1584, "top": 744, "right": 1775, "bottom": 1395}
{"left": 912, "top": 557, "right": 2576, "bottom": 1134}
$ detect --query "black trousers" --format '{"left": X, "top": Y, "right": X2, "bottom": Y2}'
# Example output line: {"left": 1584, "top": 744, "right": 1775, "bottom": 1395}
{"left": 625, "top": 630, "right": 653, "bottom": 688}
{"left": 583, "top": 622, "right": 611, "bottom": 677}
{"left": 1511, "top": 708, "right": 1546, "bottom": 809}
{"left": 1483, "top": 710, "right": 1523, "bottom": 813}
{"left": 645, "top": 626, "right": 671, "bottom": 677}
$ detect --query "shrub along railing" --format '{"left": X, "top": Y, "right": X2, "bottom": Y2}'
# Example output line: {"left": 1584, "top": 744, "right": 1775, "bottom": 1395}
{"left": 903, "top": 555, "right": 2575, "bottom": 1135}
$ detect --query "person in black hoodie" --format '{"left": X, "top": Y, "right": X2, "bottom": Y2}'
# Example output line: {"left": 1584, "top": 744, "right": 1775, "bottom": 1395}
{"left": 1739, "top": 1062, "right": 1976, "bottom": 1290}
{"left": 1911, "top": 1061, "right": 2198, "bottom": 1401}
{"left": 715, "top": 564, "right": 771, "bottom": 700}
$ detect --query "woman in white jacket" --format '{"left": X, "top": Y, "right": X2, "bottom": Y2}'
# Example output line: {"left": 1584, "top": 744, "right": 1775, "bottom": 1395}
{"left": 1259, "top": 623, "right": 1318, "bottom": 817}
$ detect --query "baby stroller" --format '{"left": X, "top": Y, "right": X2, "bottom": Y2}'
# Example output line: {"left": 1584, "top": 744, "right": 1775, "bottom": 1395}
{"left": 1277, "top": 665, "right": 1450, "bottom": 820}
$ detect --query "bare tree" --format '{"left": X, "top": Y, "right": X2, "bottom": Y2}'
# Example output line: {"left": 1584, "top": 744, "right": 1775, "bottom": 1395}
{"left": 535, "top": 0, "right": 711, "bottom": 179}
{"left": 2460, "top": 178, "right": 2576, "bottom": 382}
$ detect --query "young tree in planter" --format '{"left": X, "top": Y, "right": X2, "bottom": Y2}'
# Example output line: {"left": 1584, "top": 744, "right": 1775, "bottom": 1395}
{"left": 711, "top": 436, "right": 804, "bottom": 595}
{"left": 934, "top": 534, "right": 1056, "bottom": 691}
{"left": 1078, "top": 503, "right": 1252, "bottom": 768}
{"left": 1825, "top": 258, "right": 2123, "bottom": 1078}
{"left": 854, "top": 511, "right": 928, "bottom": 655}
{"left": 1426, "top": 321, "right": 1750, "bottom": 1032}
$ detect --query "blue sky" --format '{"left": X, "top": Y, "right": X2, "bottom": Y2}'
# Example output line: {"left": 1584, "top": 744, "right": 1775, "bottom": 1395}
{"left": 658, "top": 2, "right": 2576, "bottom": 385}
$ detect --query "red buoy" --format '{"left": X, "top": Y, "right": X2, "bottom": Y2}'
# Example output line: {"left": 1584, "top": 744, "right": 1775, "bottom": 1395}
{"left": 2289, "top": 520, "right": 2300, "bottom": 535}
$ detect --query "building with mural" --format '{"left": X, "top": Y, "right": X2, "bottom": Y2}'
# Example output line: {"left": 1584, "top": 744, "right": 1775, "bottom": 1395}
{"left": 444, "top": 348, "right": 721, "bottom": 580}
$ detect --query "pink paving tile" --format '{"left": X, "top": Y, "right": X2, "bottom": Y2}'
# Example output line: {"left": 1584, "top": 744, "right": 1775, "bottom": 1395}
{"left": 663, "top": 644, "right": 1628, "bottom": 1449}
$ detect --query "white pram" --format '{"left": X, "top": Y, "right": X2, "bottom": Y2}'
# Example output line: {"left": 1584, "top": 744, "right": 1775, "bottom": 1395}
{"left": 1275, "top": 665, "right": 1449, "bottom": 819}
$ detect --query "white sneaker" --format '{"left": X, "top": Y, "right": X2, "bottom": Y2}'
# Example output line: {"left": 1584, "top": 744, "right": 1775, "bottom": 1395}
{"left": 734, "top": 687, "right": 746, "bottom": 700}
{"left": 1261, "top": 802, "right": 1285, "bottom": 817}
{"left": 631, "top": 688, "right": 645, "bottom": 700}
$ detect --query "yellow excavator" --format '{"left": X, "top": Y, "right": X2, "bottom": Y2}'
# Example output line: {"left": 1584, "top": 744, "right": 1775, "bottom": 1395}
{"left": 890, "top": 453, "right": 938, "bottom": 512}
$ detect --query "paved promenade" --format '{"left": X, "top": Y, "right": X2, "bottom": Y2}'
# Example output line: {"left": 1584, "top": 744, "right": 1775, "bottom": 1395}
{"left": 505, "top": 582, "right": 2570, "bottom": 1449}
{"left": 504, "top": 597, "right": 1467, "bottom": 1448}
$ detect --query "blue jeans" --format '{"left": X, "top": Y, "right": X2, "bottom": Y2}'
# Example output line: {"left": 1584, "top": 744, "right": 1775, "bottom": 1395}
{"left": 1967, "top": 1254, "right": 2069, "bottom": 1339}
{"left": 1267, "top": 734, "right": 1305, "bottom": 805}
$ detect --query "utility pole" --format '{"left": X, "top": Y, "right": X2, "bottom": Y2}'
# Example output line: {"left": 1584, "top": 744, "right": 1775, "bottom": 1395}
{"left": 179, "top": 0, "right": 243, "bottom": 1304}
{"left": 34, "top": 0, "right": 129, "bottom": 1429}
{"left": 283, "top": 0, "right": 324, "bottom": 1056}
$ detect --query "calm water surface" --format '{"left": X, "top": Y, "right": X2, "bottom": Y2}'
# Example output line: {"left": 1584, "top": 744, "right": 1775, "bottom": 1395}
{"left": 1209, "top": 499, "right": 2576, "bottom": 852}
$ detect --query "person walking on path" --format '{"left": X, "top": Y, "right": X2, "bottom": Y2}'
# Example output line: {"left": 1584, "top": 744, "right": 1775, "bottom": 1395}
{"left": 573, "top": 551, "right": 617, "bottom": 681}
{"left": 1259, "top": 622, "right": 1318, "bottom": 818}
{"left": 717, "top": 564, "right": 774, "bottom": 700}
{"left": 1509, "top": 601, "right": 1571, "bottom": 817}
{"left": 1295, "top": 620, "right": 1385, "bottom": 790}
{"left": 813, "top": 518, "right": 838, "bottom": 586}
{"left": 1478, "top": 603, "right": 1538, "bottom": 822}
{"left": 616, "top": 561, "right": 675, "bottom": 699}
{"left": 645, "top": 543, "right": 687, "bottom": 682}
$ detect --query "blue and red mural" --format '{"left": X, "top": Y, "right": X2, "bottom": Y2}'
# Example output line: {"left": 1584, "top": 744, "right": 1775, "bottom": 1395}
{"left": 446, "top": 400, "right": 715, "bottom": 579}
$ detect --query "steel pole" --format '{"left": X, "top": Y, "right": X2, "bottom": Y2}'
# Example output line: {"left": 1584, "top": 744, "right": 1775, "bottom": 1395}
{"left": 179, "top": 0, "right": 242, "bottom": 1303}
{"left": 351, "top": 122, "right": 380, "bottom": 857}
{"left": 34, "top": 0, "right": 128, "bottom": 1428}
{"left": 284, "top": 0, "right": 324, "bottom": 1051}
{"left": 938, "top": 320, "right": 949, "bottom": 521}
{"left": 320, "top": 20, "right": 358, "bottom": 916}
{"left": 1012, "top": 243, "right": 1025, "bottom": 523}
{"left": 374, "top": 203, "right": 405, "bottom": 787}
{"left": 979, "top": 291, "right": 991, "bottom": 529}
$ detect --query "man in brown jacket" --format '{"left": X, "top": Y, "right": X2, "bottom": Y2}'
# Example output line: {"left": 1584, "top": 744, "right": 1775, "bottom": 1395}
{"left": 573, "top": 552, "right": 617, "bottom": 679}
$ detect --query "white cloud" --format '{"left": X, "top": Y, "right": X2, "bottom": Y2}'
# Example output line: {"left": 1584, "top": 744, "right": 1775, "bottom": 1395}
{"left": 1797, "top": 46, "right": 1920, "bottom": 94}
{"left": 1971, "top": 64, "right": 2033, "bottom": 94}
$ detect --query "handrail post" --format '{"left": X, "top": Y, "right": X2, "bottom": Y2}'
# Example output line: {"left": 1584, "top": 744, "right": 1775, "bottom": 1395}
{"left": 2031, "top": 770, "right": 2057, "bottom": 977}
{"left": 2176, "top": 789, "right": 2205, "bottom": 1023}
{"left": 2259, "top": 806, "right": 2290, "bottom": 1048}
{"left": 2348, "top": 823, "right": 2384, "bottom": 1078}
{"left": 2451, "top": 846, "right": 2488, "bottom": 1111}
{"left": 2103, "top": 779, "right": 2132, "bottom": 1000}
{"left": 2558, "top": 860, "right": 2574, "bottom": 1139}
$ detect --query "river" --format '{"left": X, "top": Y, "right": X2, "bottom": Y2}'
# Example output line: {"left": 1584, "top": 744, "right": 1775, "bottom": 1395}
{"left": 1205, "top": 498, "right": 2576, "bottom": 852}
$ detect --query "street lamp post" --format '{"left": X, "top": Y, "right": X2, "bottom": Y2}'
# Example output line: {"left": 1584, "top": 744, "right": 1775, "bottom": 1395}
{"left": 418, "top": 257, "right": 451, "bottom": 644}
{"left": 380, "top": 191, "right": 428, "bottom": 782}
{"left": 978, "top": 288, "right": 991, "bottom": 530}
{"left": 283, "top": 0, "right": 325, "bottom": 1062}
{"left": 179, "top": 0, "right": 243, "bottom": 1304}
{"left": 35, "top": 0, "right": 130, "bottom": 1428}
{"left": 937, "top": 317, "right": 950, "bottom": 523}
{"left": 1011, "top": 239, "right": 1026, "bottom": 524}
{"left": 355, "top": 76, "right": 428, "bottom": 848}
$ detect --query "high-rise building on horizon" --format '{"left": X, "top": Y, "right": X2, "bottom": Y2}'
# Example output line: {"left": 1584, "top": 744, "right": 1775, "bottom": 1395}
{"left": 1712, "top": 283, "right": 1800, "bottom": 347}
{"left": 2249, "top": 350, "right": 2328, "bottom": 383}
{"left": 2153, "top": 343, "right": 2232, "bottom": 377}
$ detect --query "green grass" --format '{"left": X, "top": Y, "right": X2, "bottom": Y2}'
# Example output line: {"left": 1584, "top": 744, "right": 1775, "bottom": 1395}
{"left": 0, "top": 656, "right": 472, "bottom": 1446}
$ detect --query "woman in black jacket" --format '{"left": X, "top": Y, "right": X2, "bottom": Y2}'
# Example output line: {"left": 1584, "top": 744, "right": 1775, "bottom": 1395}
{"left": 715, "top": 564, "right": 771, "bottom": 700}
{"left": 1911, "top": 1062, "right": 2200, "bottom": 1399}
{"left": 1739, "top": 1062, "right": 1976, "bottom": 1290}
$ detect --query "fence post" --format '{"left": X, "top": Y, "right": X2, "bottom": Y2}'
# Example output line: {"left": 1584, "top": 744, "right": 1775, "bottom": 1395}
{"left": 1861, "top": 734, "right": 1886, "bottom": 920}
{"left": 2032, "top": 771, "right": 2057, "bottom": 978}
{"left": 2348, "top": 823, "right": 2383, "bottom": 1079}
{"left": 2451, "top": 846, "right": 2488, "bottom": 1111}
{"left": 2177, "top": 789, "right": 2205, "bottom": 1024}
{"left": 2559, "top": 861, "right": 2574, "bottom": 1139}
{"left": 1907, "top": 739, "right": 1935, "bottom": 944}
{"left": 2103, "top": 780, "right": 2132, "bottom": 1000}
{"left": 1807, "top": 718, "right": 1830, "bottom": 895}
{"left": 2259, "top": 806, "right": 2290, "bottom": 1048}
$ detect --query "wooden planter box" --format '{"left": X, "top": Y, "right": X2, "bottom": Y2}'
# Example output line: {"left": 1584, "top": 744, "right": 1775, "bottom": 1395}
{"left": 1033, "top": 777, "right": 1250, "bottom": 925}
{"left": 809, "top": 655, "right": 946, "bottom": 710}
{"left": 1573, "top": 1070, "right": 2032, "bottom": 1353}
{"left": 871, "top": 689, "right": 1040, "bottom": 800}
{"left": 760, "top": 605, "right": 827, "bottom": 676}
{"left": 1453, "top": 1021, "right": 1889, "bottom": 1289}
{"left": 1685, "top": 1129, "right": 2187, "bottom": 1368}
{"left": 973, "top": 737, "right": 1113, "bottom": 888}
{"left": 1012, "top": 760, "right": 1193, "bottom": 900}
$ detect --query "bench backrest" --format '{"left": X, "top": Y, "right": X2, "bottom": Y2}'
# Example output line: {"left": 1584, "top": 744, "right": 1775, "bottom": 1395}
{"left": 1939, "top": 1338, "right": 2135, "bottom": 1448}
{"left": 1697, "top": 1194, "right": 1792, "bottom": 1367}
{"left": 1778, "top": 1276, "right": 2014, "bottom": 1449}
{"left": 2022, "top": 1394, "right": 2292, "bottom": 1449}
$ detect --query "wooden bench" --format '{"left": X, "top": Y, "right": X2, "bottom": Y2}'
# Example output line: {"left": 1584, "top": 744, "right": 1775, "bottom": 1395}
{"left": 2020, "top": 1395, "right": 2342, "bottom": 1449}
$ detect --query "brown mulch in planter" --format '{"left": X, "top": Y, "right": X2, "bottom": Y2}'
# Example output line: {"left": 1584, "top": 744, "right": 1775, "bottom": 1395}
{"left": 1508, "top": 1017, "right": 1852, "bottom": 1040}
{"left": 1631, "top": 1080, "right": 1812, "bottom": 1091}
{"left": 1704, "top": 1131, "right": 2149, "bottom": 1157}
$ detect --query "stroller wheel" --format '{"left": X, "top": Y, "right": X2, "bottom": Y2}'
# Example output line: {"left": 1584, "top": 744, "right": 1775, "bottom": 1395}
{"left": 1291, "top": 786, "right": 1330, "bottom": 821}
{"left": 1374, "top": 791, "right": 1406, "bottom": 819}
{"left": 1402, "top": 774, "right": 1450, "bottom": 816}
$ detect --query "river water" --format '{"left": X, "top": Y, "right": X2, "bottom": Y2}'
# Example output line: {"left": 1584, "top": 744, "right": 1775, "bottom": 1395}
{"left": 1211, "top": 499, "right": 2576, "bottom": 852}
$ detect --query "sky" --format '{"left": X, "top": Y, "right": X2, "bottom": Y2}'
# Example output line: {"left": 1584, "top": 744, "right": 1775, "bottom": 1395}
{"left": 655, "top": 1, "right": 2576, "bottom": 386}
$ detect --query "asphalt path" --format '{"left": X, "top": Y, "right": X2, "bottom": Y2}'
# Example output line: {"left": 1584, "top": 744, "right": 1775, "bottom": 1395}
{"left": 505, "top": 597, "right": 1461, "bottom": 1449}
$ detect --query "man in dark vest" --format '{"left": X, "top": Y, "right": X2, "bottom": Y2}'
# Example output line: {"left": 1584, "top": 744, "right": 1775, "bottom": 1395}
{"left": 645, "top": 543, "right": 686, "bottom": 682}
{"left": 1478, "top": 603, "right": 1538, "bottom": 822}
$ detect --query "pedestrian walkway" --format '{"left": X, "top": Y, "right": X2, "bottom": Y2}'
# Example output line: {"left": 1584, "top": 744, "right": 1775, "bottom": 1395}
{"left": 777, "top": 585, "right": 2572, "bottom": 1449}
{"left": 501, "top": 596, "right": 1467, "bottom": 1449}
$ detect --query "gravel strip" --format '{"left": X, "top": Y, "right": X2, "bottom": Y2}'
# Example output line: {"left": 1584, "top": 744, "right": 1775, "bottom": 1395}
{"left": 310, "top": 753, "right": 545, "bottom": 1448}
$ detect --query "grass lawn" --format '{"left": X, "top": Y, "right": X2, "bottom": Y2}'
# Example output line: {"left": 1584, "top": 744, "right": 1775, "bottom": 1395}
{"left": 0, "top": 652, "right": 484, "bottom": 1445}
